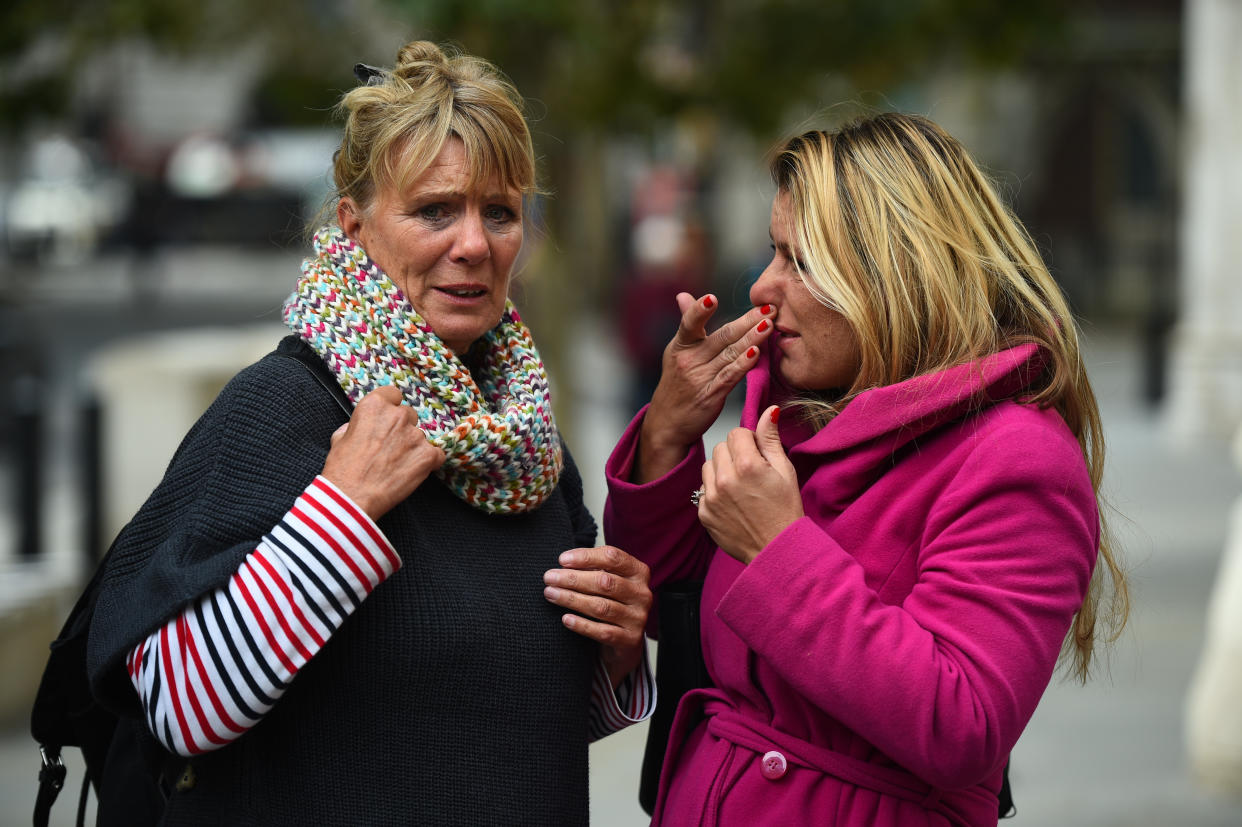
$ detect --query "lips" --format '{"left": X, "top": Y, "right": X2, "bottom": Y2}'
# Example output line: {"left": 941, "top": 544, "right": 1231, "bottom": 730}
{"left": 435, "top": 284, "right": 487, "bottom": 298}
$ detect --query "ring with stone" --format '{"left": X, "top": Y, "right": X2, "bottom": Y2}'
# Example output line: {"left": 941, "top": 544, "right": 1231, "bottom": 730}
{"left": 690, "top": 487, "right": 705, "bottom": 507}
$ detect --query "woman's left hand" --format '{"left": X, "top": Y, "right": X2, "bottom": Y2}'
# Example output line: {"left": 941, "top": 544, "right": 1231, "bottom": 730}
{"left": 699, "top": 405, "right": 804, "bottom": 564}
{"left": 543, "top": 546, "right": 652, "bottom": 689}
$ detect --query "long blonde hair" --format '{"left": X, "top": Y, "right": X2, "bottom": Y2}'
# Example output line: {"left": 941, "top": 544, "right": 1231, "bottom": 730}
{"left": 328, "top": 40, "right": 537, "bottom": 220}
{"left": 770, "top": 112, "right": 1127, "bottom": 681}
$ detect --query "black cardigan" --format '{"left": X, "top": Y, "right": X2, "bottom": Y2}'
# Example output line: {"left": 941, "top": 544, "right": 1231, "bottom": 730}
{"left": 88, "top": 336, "right": 598, "bottom": 825}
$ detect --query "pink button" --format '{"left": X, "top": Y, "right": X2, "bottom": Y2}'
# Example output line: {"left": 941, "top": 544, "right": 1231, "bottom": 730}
{"left": 761, "top": 750, "right": 787, "bottom": 780}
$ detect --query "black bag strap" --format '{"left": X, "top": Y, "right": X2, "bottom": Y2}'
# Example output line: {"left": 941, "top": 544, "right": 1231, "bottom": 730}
{"left": 999, "top": 758, "right": 1015, "bottom": 818}
{"left": 31, "top": 531, "right": 122, "bottom": 827}
{"left": 639, "top": 580, "right": 710, "bottom": 815}
{"left": 274, "top": 346, "right": 353, "bottom": 418}
{"left": 33, "top": 746, "right": 66, "bottom": 827}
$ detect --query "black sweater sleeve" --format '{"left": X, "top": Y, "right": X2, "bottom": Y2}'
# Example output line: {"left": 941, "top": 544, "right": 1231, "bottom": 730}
{"left": 87, "top": 338, "right": 348, "bottom": 713}
{"left": 558, "top": 442, "right": 598, "bottom": 550}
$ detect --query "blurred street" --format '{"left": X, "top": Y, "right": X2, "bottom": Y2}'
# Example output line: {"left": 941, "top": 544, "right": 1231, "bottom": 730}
{"left": 2, "top": 248, "right": 1241, "bottom": 825}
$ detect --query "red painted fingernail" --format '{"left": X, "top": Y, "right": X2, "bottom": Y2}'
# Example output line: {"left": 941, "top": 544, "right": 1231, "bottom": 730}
{"left": 771, "top": 407, "right": 781, "bottom": 423}
{"left": 746, "top": 346, "right": 757, "bottom": 359}
{"left": 760, "top": 304, "right": 772, "bottom": 315}
{"left": 703, "top": 296, "right": 715, "bottom": 308}
{"left": 757, "top": 320, "right": 770, "bottom": 333}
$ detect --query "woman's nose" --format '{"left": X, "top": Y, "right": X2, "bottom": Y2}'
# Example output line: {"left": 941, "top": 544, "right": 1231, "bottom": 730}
{"left": 749, "top": 262, "right": 779, "bottom": 307}
{"left": 451, "top": 212, "right": 491, "bottom": 265}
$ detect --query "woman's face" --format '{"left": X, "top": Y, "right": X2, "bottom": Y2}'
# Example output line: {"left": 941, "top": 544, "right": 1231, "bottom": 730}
{"left": 749, "top": 190, "right": 861, "bottom": 392}
{"left": 338, "top": 137, "right": 523, "bottom": 355}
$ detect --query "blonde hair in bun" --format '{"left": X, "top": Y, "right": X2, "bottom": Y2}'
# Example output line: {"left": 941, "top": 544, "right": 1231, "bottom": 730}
{"left": 330, "top": 40, "right": 537, "bottom": 219}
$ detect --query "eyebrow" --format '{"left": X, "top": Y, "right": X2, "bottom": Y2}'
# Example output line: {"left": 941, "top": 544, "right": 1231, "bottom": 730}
{"left": 768, "top": 232, "right": 795, "bottom": 255}
{"left": 414, "top": 188, "right": 520, "bottom": 203}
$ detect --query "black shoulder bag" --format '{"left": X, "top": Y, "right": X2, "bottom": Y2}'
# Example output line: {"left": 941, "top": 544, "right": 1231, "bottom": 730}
{"left": 30, "top": 344, "right": 352, "bottom": 827}
{"left": 638, "top": 580, "right": 711, "bottom": 815}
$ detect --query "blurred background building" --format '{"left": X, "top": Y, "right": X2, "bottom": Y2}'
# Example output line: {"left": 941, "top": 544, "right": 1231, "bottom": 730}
{"left": 3, "top": 0, "right": 1242, "bottom": 824}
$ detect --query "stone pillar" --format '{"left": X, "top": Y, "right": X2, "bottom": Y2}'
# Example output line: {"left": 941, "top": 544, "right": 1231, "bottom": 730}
{"left": 1166, "top": 0, "right": 1242, "bottom": 443}
{"left": 90, "top": 324, "right": 286, "bottom": 541}
{"left": 1185, "top": 425, "right": 1242, "bottom": 794}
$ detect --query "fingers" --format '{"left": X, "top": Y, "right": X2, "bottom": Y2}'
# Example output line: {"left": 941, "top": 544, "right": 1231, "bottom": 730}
{"left": 694, "top": 310, "right": 776, "bottom": 394}
{"left": 672, "top": 292, "right": 718, "bottom": 346}
{"left": 557, "top": 614, "right": 645, "bottom": 662}
{"left": 716, "top": 414, "right": 787, "bottom": 476}
{"left": 359, "top": 384, "right": 404, "bottom": 408}
{"left": 555, "top": 546, "right": 648, "bottom": 578}
{"left": 543, "top": 546, "right": 652, "bottom": 636}
{"left": 543, "top": 552, "right": 650, "bottom": 609}
{"left": 662, "top": 300, "right": 774, "bottom": 408}
{"left": 321, "top": 386, "right": 446, "bottom": 519}
{"left": 671, "top": 294, "right": 776, "bottom": 352}
{"left": 699, "top": 457, "right": 717, "bottom": 508}
{"left": 755, "top": 404, "right": 781, "bottom": 440}
{"left": 639, "top": 298, "right": 777, "bottom": 478}
{"left": 698, "top": 421, "right": 802, "bottom": 563}
{"left": 754, "top": 404, "right": 788, "bottom": 465}
{"left": 675, "top": 291, "right": 699, "bottom": 316}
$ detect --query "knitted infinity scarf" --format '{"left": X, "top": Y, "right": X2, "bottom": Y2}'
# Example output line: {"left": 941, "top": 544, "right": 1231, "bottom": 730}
{"left": 282, "top": 226, "right": 562, "bottom": 515}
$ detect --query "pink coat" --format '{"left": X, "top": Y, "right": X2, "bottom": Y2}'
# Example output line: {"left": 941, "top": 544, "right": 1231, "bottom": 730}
{"left": 604, "top": 343, "right": 1098, "bottom": 826}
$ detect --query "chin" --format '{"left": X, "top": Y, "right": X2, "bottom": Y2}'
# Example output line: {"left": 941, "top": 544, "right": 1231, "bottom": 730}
{"left": 776, "top": 360, "right": 811, "bottom": 390}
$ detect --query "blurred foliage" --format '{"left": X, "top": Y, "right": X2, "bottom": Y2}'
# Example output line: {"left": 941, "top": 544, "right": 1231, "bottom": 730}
{"left": 1, "top": 0, "right": 1071, "bottom": 136}
{"left": 384, "top": 0, "right": 1070, "bottom": 138}
{"left": 0, "top": 0, "right": 1074, "bottom": 428}
{"left": 0, "top": 0, "right": 371, "bottom": 129}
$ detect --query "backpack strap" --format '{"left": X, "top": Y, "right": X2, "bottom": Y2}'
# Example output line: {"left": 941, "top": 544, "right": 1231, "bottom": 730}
{"left": 274, "top": 345, "right": 353, "bottom": 418}
{"left": 31, "top": 530, "right": 123, "bottom": 827}
{"left": 33, "top": 746, "right": 67, "bottom": 827}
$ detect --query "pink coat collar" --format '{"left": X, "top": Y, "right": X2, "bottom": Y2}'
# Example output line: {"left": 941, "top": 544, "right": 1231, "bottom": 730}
{"left": 742, "top": 340, "right": 1047, "bottom": 453}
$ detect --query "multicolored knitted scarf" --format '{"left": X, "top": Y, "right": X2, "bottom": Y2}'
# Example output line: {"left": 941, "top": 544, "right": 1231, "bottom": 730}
{"left": 282, "top": 226, "right": 562, "bottom": 515}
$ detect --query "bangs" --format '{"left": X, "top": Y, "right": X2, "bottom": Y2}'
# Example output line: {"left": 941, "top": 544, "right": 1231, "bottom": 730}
{"left": 384, "top": 119, "right": 535, "bottom": 200}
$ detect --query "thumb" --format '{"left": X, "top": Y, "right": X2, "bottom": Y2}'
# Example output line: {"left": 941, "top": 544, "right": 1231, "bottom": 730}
{"left": 754, "top": 405, "right": 788, "bottom": 465}
{"left": 675, "top": 291, "right": 698, "bottom": 315}
{"left": 330, "top": 422, "right": 349, "bottom": 446}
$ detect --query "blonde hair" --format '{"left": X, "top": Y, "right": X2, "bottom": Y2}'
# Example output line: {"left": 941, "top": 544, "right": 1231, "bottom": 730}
{"left": 327, "top": 40, "right": 537, "bottom": 221}
{"left": 770, "top": 112, "right": 1127, "bottom": 681}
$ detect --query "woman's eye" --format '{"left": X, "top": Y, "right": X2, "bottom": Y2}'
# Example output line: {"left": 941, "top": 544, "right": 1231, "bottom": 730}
{"left": 418, "top": 204, "right": 449, "bottom": 222}
{"left": 484, "top": 204, "right": 517, "bottom": 224}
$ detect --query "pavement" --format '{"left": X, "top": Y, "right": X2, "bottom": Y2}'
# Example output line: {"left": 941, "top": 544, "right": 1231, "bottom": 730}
{"left": 2, "top": 249, "right": 1241, "bottom": 825}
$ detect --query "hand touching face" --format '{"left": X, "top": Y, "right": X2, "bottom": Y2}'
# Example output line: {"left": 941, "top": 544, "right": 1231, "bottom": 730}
{"left": 749, "top": 190, "right": 861, "bottom": 392}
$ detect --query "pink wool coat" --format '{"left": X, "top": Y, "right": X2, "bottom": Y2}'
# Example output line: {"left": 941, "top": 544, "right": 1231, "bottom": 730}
{"left": 604, "top": 343, "right": 1098, "bottom": 827}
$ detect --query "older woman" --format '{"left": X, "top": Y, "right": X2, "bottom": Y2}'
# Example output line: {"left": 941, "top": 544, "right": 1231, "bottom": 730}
{"left": 86, "top": 41, "right": 652, "bottom": 825}
{"left": 606, "top": 113, "right": 1128, "bottom": 826}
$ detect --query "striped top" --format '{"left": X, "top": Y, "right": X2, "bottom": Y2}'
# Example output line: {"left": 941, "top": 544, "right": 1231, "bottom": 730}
{"left": 127, "top": 475, "right": 653, "bottom": 757}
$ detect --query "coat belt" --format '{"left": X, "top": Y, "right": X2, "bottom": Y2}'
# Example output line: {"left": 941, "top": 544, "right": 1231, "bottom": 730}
{"left": 702, "top": 699, "right": 946, "bottom": 809}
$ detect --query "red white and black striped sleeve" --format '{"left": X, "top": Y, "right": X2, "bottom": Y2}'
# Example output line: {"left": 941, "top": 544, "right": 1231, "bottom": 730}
{"left": 588, "top": 643, "right": 656, "bottom": 742}
{"left": 126, "top": 476, "right": 400, "bottom": 757}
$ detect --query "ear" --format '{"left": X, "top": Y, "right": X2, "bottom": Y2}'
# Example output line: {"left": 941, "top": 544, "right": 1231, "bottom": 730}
{"left": 337, "top": 198, "right": 362, "bottom": 242}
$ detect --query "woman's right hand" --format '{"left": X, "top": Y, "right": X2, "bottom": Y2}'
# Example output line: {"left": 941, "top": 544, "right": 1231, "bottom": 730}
{"left": 321, "top": 385, "right": 446, "bottom": 520}
{"left": 635, "top": 294, "right": 775, "bottom": 483}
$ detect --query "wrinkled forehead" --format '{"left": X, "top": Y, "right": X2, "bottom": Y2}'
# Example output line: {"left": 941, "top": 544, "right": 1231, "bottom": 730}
{"left": 768, "top": 188, "right": 801, "bottom": 242}
{"left": 383, "top": 131, "right": 527, "bottom": 200}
